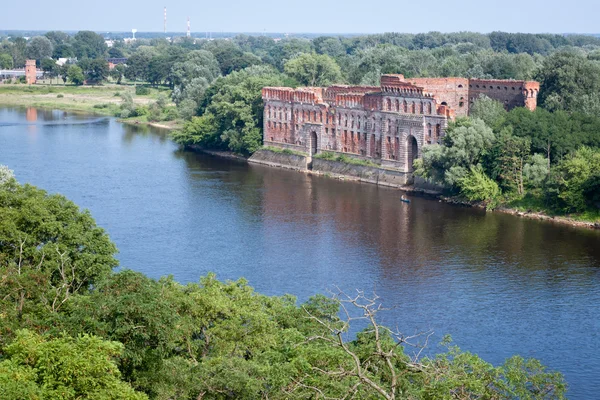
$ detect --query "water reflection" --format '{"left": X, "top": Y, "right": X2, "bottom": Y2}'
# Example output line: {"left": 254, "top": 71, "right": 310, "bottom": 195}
{"left": 1, "top": 107, "right": 600, "bottom": 399}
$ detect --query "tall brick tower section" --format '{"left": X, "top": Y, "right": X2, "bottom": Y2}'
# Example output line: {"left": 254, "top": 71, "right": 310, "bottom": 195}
{"left": 25, "top": 60, "right": 37, "bottom": 85}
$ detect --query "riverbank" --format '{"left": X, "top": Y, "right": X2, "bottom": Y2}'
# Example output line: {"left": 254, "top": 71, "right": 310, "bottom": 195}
{"left": 246, "top": 148, "right": 600, "bottom": 229}
{"left": 0, "top": 84, "right": 183, "bottom": 130}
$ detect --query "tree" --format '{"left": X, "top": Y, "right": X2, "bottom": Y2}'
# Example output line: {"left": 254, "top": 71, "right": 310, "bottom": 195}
{"left": 536, "top": 51, "right": 600, "bottom": 113}
{"left": 0, "top": 330, "right": 147, "bottom": 400}
{"left": 284, "top": 53, "right": 343, "bottom": 86}
{"left": 171, "top": 113, "right": 218, "bottom": 147}
{"left": 488, "top": 129, "right": 531, "bottom": 195}
{"left": 25, "top": 36, "right": 54, "bottom": 62}
{"left": 415, "top": 118, "right": 496, "bottom": 186}
{"left": 44, "top": 30, "right": 70, "bottom": 48}
{"left": 40, "top": 58, "right": 57, "bottom": 81}
{"left": 124, "top": 52, "right": 152, "bottom": 82}
{"left": 0, "top": 53, "right": 13, "bottom": 69}
{"left": 202, "top": 39, "right": 263, "bottom": 75}
{"left": 67, "top": 64, "right": 84, "bottom": 85}
{"left": 546, "top": 147, "right": 600, "bottom": 212}
{"left": 470, "top": 94, "right": 507, "bottom": 130}
{"left": 313, "top": 36, "right": 346, "bottom": 58}
{"left": 0, "top": 179, "right": 117, "bottom": 340}
{"left": 110, "top": 64, "right": 125, "bottom": 84}
{"left": 171, "top": 50, "right": 221, "bottom": 104}
{"left": 0, "top": 165, "right": 14, "bottom": 185}
{"left": 202, "top": 66, "right": 286, "bottom": 154}
{"left": 72, "top": 31, "right": 107, "bottom": 59}
{"left": 108, "top": 46, "right": 125, "bottom": 58}
{"left": 79, "top": 58, "right": 109, "bottom": 83}
{"left": 9, "top": 36, "right": 27, "bottom": 67}
{"left": 523, "top": 153, "right": 550, "bottom": 189}
{"left": 178, "top": 99, "right": 198, "bottom": 121}
{"left": 57, "top": 64, "right": 70, "bottom": 84}
{"left": 295, "top": 288, "right": 565, "bottom": 399}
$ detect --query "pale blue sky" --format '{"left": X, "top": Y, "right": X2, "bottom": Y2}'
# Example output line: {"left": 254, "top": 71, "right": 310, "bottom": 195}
{"left": 1, "top": 0, "right": 597, "bottom": 34}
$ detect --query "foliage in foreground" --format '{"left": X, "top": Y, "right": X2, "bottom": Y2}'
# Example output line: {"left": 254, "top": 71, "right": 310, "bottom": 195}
{"left": 0, "top": 174, "right": 566, "bottom": 399}
{"left": 0, "top": 330, "right": 147, "bottom": 400}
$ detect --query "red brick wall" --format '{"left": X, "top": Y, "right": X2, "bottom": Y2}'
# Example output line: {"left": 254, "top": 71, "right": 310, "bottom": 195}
{"left": 25, "top": 60, "right": 37, "bottom": 85}
{"left": 468, "top": 79, "right": 539, "bottom": 111}
{"left": 408, "top": 78, "right": 470, "bottom": 117}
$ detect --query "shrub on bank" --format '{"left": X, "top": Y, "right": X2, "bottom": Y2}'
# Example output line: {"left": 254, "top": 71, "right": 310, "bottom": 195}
{"left": 135, "top": 85, "right": 150, "bottom": 95}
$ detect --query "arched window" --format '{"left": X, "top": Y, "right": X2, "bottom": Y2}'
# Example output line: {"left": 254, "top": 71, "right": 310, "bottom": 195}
{"left": 411, "top": 102, "right": 416, "bottom": 114}
{"left": 419, "top": 102, "right": 424, "bottom": 114}
{"left": 386, "top": 98, "right": 391, "bottom": 111}
{"left": 395, "top": 99, "right": 399, "bottom": 111}
{"left": 403, "top": 100, "right": 408, "bottom": 113}
{"left": 427, "top": 102, "right": 432, "bottom": 114}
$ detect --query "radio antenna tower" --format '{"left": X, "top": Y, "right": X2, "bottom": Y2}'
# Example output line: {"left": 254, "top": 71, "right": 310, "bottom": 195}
{"left": 164, "top": 7, "right": 167, "bottom": 34}
{"left": 187, "top": 17, "right": 191, "bottom": 37}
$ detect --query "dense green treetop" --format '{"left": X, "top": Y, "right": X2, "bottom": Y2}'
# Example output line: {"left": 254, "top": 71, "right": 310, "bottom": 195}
{"left": 0, "top": 173, "right": 570, "bottom": 398}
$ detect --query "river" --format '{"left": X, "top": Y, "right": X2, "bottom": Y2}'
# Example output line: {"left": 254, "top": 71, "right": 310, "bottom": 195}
{"left": 1, "top": 107, "right": 600, "bottom": 398}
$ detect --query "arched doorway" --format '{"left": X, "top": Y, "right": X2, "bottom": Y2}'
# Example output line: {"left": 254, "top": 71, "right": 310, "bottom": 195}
{"left": 310, "top": 131, "right": 318, "bottom": 156}
{"left": 406, "top": 136, "right": 418, "bottom": 172}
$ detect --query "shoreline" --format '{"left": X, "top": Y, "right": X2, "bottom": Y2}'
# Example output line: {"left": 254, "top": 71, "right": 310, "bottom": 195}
{"left": 2, "top": 102, "right": 598, "bottom": 230}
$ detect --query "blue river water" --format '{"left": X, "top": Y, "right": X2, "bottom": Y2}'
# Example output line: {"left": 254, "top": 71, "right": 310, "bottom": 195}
{"left": 1, "top": 107, "right": 599, "bottom": 398}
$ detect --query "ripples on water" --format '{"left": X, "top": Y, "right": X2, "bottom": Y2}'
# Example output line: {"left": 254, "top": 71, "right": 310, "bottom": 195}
{"left": 1, "top": 107, "right": 600, "bottom": 398}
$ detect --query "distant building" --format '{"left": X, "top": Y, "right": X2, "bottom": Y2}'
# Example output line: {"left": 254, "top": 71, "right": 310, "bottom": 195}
{"left": 25, "top": 60, "right": 37, "bottom": 84}
{"left": 56, "top": 57, "right": 78, "bottom": 66}
{"left": 106, "top": 58, "right": 128, "bottom": 70}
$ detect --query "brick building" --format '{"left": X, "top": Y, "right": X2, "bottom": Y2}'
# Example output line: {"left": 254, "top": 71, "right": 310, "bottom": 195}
{"left": 25, "top": 60, "right": 37, "bottom": 85}
{"left": 262, "top": 74, "right": 539, "bottom": 179}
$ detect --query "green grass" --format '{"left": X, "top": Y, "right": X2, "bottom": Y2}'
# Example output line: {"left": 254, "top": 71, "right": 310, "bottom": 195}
{"left": 262, "top": 146, "right": 307, "bottom": 157}
{"left": 314, "top": 151, "right": 378, "bottom": 167}
{"left": 505, "top": 191, "right": 600, "bottom": 223}
{"left": 505, "top": 191, "right": 547, "bottom": 213}
{"left": 567, "top": 209, "right": 600, "bottom": 223}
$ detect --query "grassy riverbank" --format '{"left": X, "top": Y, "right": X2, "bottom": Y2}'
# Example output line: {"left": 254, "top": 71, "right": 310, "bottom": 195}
{"left": 0, "top": 84, "right": 183, "bottom": 130}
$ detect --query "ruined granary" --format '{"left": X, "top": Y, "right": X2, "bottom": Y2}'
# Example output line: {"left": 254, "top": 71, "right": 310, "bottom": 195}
{"left": 262, "top": 74, "right": 539, "bottom": 182}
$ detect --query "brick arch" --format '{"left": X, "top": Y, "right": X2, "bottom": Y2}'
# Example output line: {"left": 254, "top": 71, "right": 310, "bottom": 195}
{"left": 406, "top": 135, "right": 419, "bottom": 173}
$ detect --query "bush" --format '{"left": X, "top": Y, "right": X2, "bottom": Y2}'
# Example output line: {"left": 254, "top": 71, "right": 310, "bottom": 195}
{"left": 163, "top": 107, "right": 179, "bottom": 122}
{"left": 135, "top": 85, "right": 150, "bottom": 95}
{"left": 458, "top": 164, "right": 501, "bottom": 208}
{"left": 134, "top": 105, "right": 149, "bottom": 117}
{"left": 56, "top": 94, "right": 64, "bottom": 98}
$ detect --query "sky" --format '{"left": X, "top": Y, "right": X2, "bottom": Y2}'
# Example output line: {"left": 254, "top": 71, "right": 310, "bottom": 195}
{"left": 1, "top": 0, "right": 598, "bottom": 34}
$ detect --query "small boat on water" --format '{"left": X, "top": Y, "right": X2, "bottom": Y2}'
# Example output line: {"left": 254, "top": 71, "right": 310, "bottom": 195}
{"left": 400, "top": 195, "right": 411, "bottom": 204}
